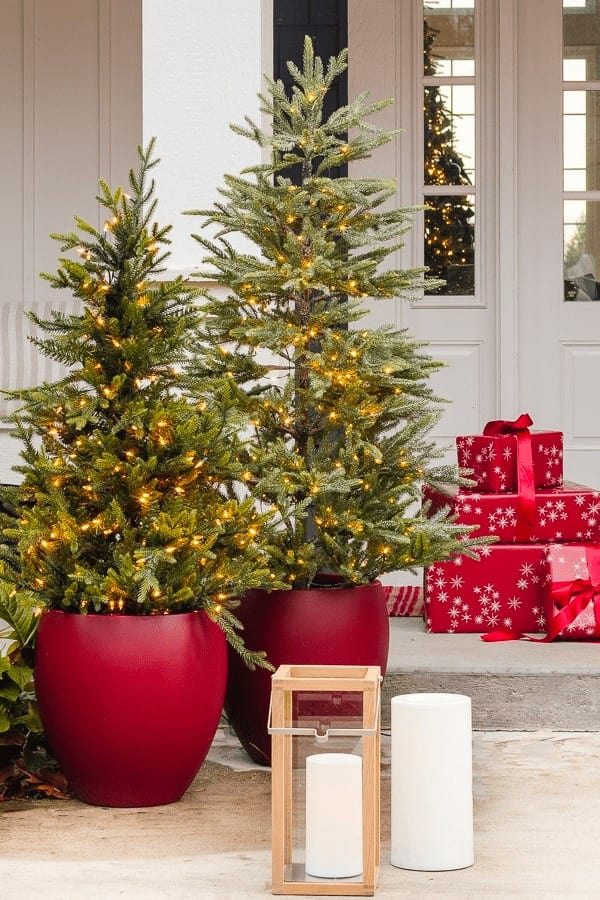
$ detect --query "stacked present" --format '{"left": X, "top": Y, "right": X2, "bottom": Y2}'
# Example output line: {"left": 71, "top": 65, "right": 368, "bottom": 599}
{"left": 423, "top": 413, "right": 600, "bottom": 638}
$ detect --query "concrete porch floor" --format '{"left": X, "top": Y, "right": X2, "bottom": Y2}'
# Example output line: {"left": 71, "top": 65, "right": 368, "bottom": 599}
{"left": 2, "top": 618, "right": 600, "bottom": 899}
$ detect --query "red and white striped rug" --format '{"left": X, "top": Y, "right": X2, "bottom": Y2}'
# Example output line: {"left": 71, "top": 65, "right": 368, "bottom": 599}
{"left": 383, "top": 585, "right": 423, "bottom": 617}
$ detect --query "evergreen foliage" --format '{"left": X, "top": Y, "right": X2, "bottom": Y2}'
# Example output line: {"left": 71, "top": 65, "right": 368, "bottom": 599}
{"left": 187, "top": 37, "right": 480, "bottom": 591}
{"left": 2, "top": 142, "right": 274, "bottom": 667}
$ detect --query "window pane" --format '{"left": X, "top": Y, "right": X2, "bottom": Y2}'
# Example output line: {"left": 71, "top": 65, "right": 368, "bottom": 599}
{"left": 564, "top": 89, "right": 586, "bottom": 113}
{"left": 424, "top": 5, "right": 474, "bottom": 77}
{"left": 564, "top": 169, "right": 587, "bottom": 189}
{"left": 425, "top": 195, "right": 475, "bottom": 295}
{"left": 564, "top": 199, "right": 600, "bottom": 300}
{"left": 563, "top": 90, "right": 600, "bottom": 190}
{"left": 564, "top": 6, "right": 600, "bottom": 81}
{"left": 424, "top": 85, "right": 475, "bottom": 185}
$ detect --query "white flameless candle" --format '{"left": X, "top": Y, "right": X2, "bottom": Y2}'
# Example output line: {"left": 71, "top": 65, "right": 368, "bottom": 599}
{"left": 391, "top": 693, "right": 473, "bottom": 871}
{"left": 305, "top": 752, "right": 363, "bottom": 878}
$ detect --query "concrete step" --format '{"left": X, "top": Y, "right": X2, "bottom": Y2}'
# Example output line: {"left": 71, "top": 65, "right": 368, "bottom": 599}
{"left": 383, "top": 618, "right": 600, "bottom": 731}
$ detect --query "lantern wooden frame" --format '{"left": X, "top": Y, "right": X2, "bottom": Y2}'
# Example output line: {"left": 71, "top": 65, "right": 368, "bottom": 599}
{"left": 268, "top": 664, "right": 381, "bottom": 896}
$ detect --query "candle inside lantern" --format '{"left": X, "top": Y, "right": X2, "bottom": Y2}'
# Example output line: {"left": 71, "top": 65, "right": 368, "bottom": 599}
{"left": 305, "top": 752, "right": 363, "bottom": 878}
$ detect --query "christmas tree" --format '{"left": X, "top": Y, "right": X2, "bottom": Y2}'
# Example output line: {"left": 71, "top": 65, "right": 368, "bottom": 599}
{"left": 1, "top": 141, "right": 273, "bottom": 666}
{"left": 187, "top": 37, "right": 479, "bottom": 591}
{"left": 423, "top": 19, "right": 475, "bottom": 294}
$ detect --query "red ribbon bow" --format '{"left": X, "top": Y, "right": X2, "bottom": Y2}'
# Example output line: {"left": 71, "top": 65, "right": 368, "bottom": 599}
{"left": 547, "top": 578, "right": 600, "bottom": 640}
{"left": 483, "top": 577, "right": 600, "bottom": 643}
{"left": 482, "top": 413, "right": 536, "bottom": 540}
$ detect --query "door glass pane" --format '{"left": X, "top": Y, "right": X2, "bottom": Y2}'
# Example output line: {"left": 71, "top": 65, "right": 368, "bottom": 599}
{"left": 563, "top": 3, "right": 600, "bottom": 81}
{"left": 424, "top": 85, "right": 475, "bottom": 185}
{"left": 425, "top": 194, "right": 475, "bottom": 295}
{"left": 563, "top": 90, "right": 600, "bottom": 190}
{"left": 564, "top": 199, "right": 600, "bottom": 300}
{"left": 424, "top": 3, "right": 475, "bottom": 77}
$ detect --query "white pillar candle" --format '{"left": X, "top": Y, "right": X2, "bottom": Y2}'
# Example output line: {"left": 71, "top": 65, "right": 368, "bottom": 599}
{"left": 305, "top": 752, "right": 363, "bottom": 878}
{"left": 391, "top": 693, "right": 473, "bottom": 871}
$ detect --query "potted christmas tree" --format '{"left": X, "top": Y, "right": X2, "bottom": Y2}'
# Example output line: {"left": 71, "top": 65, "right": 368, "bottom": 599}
{"left": 187, "top": 39, "right": 479, "bottom": 764}
{"left": 2, "top": 141, "right": 274, "bottom": 806}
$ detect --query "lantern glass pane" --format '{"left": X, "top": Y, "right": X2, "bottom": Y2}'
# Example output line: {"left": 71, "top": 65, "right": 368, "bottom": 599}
{"left": 285, "top": 690, "right": 366, "bottom": 885}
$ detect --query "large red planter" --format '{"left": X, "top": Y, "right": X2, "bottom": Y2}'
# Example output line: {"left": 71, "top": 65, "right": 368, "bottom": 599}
{"left": 225, "top": 581, "right": 390, "bottom": 765}
{"left": 35, "top": 610, "right": 227, "bottom": 807}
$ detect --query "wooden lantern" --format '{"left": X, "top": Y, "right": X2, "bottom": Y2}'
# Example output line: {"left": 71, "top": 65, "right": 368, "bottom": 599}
{"left": 268, "top": 664, "right": 381, "bottom": 896}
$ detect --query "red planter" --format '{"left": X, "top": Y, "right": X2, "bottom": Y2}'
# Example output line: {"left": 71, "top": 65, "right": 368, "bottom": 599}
{"left": 225, "top": 581, "right": 390, "bottom": 765}
{"left": 35, "top": 610, "right": 227, "bottom": 807}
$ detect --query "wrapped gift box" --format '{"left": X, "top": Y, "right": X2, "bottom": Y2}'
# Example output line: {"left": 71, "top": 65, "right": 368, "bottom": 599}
{"left": 423, "top": 481, "right": 600, "bottom": 544}
{"left": 424, "top": 544, "right": 545, "bottom": 634}
{"left": 541, "top": 543, "right": 600, "bottom": 640}
{"left": 456, "top": 429, "right": 563, "bottom": 492}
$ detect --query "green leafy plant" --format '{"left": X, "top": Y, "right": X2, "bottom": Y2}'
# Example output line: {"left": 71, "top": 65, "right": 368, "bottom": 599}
{"left": 0, "top": 574, "right": 69, "bottom": 799}
{"left": 186, "top": 37, "right": 479, "bottom": 591}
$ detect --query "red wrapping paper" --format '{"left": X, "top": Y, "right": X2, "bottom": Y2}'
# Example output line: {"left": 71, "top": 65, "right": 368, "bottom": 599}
{"left": 456, "top": 429, "right": 563, "bottom": 492}
{"left": 541, "top": 544, "right": 600, "bottom": 639}
{"left": 424, "top": 544, "right": 545, "bottom": 634}
{"left": 423, "top": 481, "right": 600, "bottom": 544}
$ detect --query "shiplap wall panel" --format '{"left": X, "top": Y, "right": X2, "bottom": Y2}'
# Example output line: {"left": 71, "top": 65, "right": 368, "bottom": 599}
{"left": 0, "top": 0, "right": 142, "bottom": 482}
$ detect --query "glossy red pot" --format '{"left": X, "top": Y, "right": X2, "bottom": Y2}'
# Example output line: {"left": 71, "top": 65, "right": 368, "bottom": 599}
{"left": 35, "top": 610, "right": 227, "bottom": 807}
{"left": 225, "top": 581, "right": 390, "bottom": 765}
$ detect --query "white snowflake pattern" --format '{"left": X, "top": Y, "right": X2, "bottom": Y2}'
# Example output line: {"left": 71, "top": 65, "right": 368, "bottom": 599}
{"left": 482, "top": 444, "right": 496, "bottom": 462}
{"left": 573, "top": 555, "right": 589, "bottom": 579}
{"left": 502, "top": 447, "right": 513, "bottom": 460}
{"left": 426, "top": 544, "right": 545, "bottom": 635}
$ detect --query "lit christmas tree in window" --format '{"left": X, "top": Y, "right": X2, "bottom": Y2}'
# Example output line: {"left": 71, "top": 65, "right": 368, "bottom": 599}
{"left": 424, "top": 19, "right": 475, "bottom": 295}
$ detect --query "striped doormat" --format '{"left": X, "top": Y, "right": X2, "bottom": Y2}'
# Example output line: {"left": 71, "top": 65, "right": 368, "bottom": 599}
{"left": 383, "top": 585, "right": 423, "bottom": 617}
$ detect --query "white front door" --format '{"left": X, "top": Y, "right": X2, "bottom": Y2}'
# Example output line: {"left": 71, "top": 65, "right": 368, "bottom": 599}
{"left": 350, "top": 0, "right": 600, "bottom": 487}
{"left": 518, "top": 0, "right": 600, "bottom": 486}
